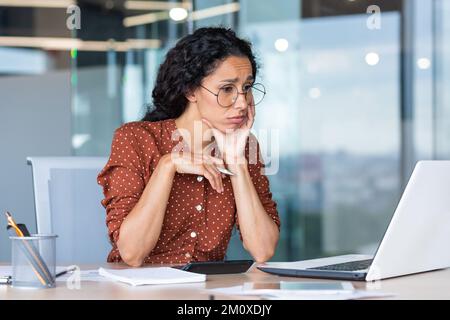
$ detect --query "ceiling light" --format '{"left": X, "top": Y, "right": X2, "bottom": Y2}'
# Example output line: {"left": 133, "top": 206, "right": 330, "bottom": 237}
{"left": 365, "top": 52, "right": 380, "bottom": 66}
{"left": 309, "top": 88, "right": 321, "bottom": 99}
{"left": 125, "top": 1, "right": 191, "bottom": 11}
{"left": 0, "top": 0, "right": 74, "bottom": 8}
{"left": 274, "top": 38, "right": 289, "bottom": 52}
{"left": 169, "top": 7, "right": 188, "bottom": 21}
{"left": 417, "top": 58, "right": 431, "bottom": 70}
{"left": 0, "top": 36, "right": 161, "bottom": 52}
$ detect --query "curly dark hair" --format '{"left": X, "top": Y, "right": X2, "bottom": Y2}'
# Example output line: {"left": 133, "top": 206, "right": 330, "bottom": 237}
{"left": 142, "top": 27, "right": 258, "bottom": 122}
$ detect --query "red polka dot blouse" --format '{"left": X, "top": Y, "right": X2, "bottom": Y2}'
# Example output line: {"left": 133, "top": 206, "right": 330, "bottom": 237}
{"left": 97, "top": 119, "right": 280, "bottom": 264}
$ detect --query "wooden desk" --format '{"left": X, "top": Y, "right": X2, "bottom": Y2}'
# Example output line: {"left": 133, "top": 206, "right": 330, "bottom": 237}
{"left": 1, "top": 263, "right": 450, "bottom": 300}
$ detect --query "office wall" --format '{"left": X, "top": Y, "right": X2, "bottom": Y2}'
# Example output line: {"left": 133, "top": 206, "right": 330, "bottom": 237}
{"left": 0, "top": 71, "right": 72, "bottom": 261}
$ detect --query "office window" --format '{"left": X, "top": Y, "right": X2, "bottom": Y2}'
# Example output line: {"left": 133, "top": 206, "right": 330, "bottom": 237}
{"left": 234, "top": 0, "right": 402, "bottom": 260}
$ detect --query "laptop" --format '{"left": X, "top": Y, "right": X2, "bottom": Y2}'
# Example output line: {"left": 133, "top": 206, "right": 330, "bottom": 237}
{"left": 258, "top": 161, "right": 450, "bottom": 281}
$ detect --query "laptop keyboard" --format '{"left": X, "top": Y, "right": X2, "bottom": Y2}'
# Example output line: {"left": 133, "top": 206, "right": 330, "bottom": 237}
{"left": 307, "top": 259, "right": 373, "bottom": 272}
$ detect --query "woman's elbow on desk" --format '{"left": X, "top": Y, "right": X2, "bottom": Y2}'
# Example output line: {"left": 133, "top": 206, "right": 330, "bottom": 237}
{"left": 118, "top": 248, "right": 144, "bottom": 267}
{"left": 116, "top": 239, "right": 146, "bottom": 267}
{"left": 251, "top": 253, "right": 273, "bottom": 264}
{"left": 245, "top": 244, "right": 276, "bottom": 263}
{"left": 122, "top": 256, "right": 144, "bottom": 268}
{"left": 242, "top": 228, "right": 279, "bottom": 263}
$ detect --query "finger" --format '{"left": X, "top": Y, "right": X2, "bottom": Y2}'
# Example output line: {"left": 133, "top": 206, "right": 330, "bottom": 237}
{"left": 205, "top": 165, "right": 222, "bottom": 193}
{"left": 203, "top": 141, "right": 215, "bottom": 156}
{"left": 202, "top": 164, "right": 219, "bottom": 189}
{"left": 205, "top": 155, "right": 226, "bottom": 171}
{"left": 204, "top": 164, "right": 223, "bottom": 193}
{"left": 204, "top": 155, "right": 228, "bottom": 179}
{"left": 202, "top": 169, "right": 217, "bottom": 191}
{"left": 205, "top": 161, "right": 223, "bottom": 176}
{"left": 202, "top": 152, "right": 215, "bottom": 165}
{"left": 205, "top": 163, "right": 223, "bottom": 193}
{"left": 204, "top": 141, "right": 221, "bottom": 157}
{"left": 212, "top": 164, "right": 225, "bottom": 192}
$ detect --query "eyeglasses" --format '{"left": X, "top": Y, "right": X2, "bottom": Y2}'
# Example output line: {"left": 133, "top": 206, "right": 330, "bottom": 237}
{"left": 200, "top": 83, "right": 266, "bottom": 108}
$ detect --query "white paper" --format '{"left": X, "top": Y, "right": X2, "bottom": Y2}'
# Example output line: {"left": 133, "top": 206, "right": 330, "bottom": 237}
{"left": 260, "top": 290, "right": 394, "bottom": 300}
{"left": 98, "top": 267, "right": 206, "bottom": 286}
{"left": 207, "top": 285, "right": 394, "bottom": 300}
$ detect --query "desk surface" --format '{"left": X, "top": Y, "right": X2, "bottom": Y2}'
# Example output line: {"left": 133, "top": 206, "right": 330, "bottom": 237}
{"left": 1, "top": 263, "right": 450, "bottom": 300}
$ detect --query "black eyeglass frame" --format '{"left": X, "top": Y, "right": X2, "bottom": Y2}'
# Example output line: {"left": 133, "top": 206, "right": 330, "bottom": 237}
{"left": 199, "top": 83, "right": 266, "bottom": 108}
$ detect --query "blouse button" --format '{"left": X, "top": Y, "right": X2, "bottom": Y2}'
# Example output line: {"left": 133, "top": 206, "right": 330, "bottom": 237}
{"left": 195, "top": 204, "right": 202, "bottom": 211}
{"left": 197, "top": 176, "right": 204, "bottom": 182}
{"left": 190, "top": 231, "right": 197, "bottom": 238}
{"left": 185, "top": 253, "right": 191, "bottom": 258}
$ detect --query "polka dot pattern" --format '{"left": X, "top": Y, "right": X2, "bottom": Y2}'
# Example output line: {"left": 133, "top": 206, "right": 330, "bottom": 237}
{"left": 97, "top": 119, "right": 280, "bottom": 264}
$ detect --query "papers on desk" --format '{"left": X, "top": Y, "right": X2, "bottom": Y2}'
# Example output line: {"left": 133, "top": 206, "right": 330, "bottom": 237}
{"left": 207, "top": 283, "right": 395, "bottom": 300}
{"left": 1, "top": 265, "right": 205, "bottom": 285}
{"left": 263, "top": 290, "right": 393, "bottom": 300}
{"left": 98, "top": 267, "right": 206, "bottom": 286}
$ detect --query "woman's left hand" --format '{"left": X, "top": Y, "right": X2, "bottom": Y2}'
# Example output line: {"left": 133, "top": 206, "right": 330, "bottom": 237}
{"left": 202, "top": 103, "right": 255, "bottom": 166}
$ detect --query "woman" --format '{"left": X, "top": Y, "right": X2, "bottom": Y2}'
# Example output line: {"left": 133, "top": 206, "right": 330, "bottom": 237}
{"left": 97, "top": 27, "right": 280, "bottom": 267}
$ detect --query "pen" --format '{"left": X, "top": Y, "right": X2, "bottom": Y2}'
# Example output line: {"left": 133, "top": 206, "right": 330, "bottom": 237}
{"left": 217, "top": 167, "right": 235, "bottom": 176}
{"left": 0, "top": 269, "right": 70, "bottom": 286}
{"left": 0, "top": 276, "right": 11, "bottom": 285}
{"left": 4, "top": 211, "right": 52, "bottom": 286}
{"left": 0, "top": 266, "right": 72, "bottom": 286}
{"left": 55, "top": 266, "right": 77, "bottom": 278}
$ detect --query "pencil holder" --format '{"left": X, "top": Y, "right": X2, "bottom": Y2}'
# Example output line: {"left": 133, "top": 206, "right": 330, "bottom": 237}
{"left": 9, "top": 234, "right": 57, "bottom": 288}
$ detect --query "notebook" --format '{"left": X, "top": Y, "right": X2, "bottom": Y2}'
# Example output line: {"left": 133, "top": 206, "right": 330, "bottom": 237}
{"left": 98, "top": 267, "right": 206, "bottom": 286}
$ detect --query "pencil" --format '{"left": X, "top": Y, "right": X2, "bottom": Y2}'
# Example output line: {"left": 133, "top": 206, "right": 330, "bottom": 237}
{"left": 5, "top": 211, "right": 50, "bottom": 286}
{"left": 5, "top": 212, "right": 24, "bottom": 237}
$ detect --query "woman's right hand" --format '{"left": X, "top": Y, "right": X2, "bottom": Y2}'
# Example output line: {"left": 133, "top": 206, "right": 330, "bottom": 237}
{"left": 162, "top": 153, "right": 226, "bottom": 193}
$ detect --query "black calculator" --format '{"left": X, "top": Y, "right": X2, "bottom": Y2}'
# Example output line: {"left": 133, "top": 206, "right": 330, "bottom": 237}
{"left": 175, "top": 260, "right": 254, "bottom": 275}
